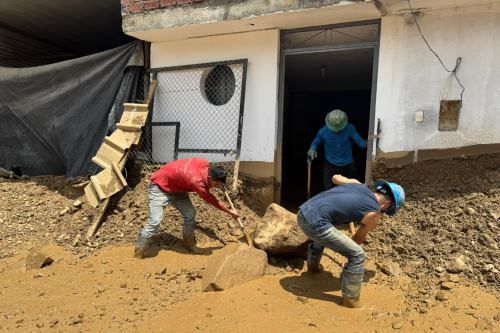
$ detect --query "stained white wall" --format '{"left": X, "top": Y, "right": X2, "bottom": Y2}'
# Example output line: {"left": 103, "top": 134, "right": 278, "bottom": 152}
{"left": 151, "top": 29, "right": 280, "bottom": 162}
{"left": 376, "top": 4, "right": 500, "bottom": 156}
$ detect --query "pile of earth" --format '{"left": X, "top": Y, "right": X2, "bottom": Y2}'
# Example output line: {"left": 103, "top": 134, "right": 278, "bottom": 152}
{"left": 0, "top": 153, "right": 498, "bottom": 307}
{"left": 366, "top": 153, "right": 499, "bottom": 309}
{"left": 0, "top": 165, "right": 264, "bottom": 260}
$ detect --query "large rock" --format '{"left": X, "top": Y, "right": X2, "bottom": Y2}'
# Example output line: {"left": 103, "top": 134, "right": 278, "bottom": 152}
{"left": 253, "top": 203, "right": 309, "bottom": 256}
{"left": 202, "top": 243, "right": 267, "bottom": 291}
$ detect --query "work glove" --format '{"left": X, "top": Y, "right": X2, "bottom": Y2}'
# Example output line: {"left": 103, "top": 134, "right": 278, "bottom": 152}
{"left": 307, "top": 148, "right": 317, "bottom": 161}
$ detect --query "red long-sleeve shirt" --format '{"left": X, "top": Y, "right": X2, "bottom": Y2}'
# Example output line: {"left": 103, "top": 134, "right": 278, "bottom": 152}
{"left": 151, "top": 158, "right": 226, "bottom": 211}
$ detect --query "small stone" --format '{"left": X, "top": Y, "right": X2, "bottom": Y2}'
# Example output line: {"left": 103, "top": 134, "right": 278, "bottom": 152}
{"left": 392, "top": 320, "right": 404, "bottom": 329}
{"left": 489, "top": 210, "right": 500, "bottom": 220}
{"left": 441, "top": 282, "right": 455, "bottom": 290}
{"left": 120, "top": 282, "right": 127, "bottom": 288}
{"left": 376, "top": 260, "right": 402, "bottom": 277}
{"left": 475, "top": 318, "right": 493, "bottom": 330}
{"left": 446, "top": 254, "right": 467, "bottom": 273}
{"left": 72, "top": 234, "right": 81, "bottom": 247}
{"left": 49, "top": 319, "right": 58, "bottom": 327}
{"left": 466, "top": 207, "right": 477, "bottom": 215}
{"left": 35, "top": 322, "right": 44, "bottom": 328}
{"left": 97, "top": 286, "right": 105, "bottom": 293}
{"left": 434, "top": 266, "right": 444, "bottom": 273}
{"left": 73, "top": 200, "right": 82, "bottom": 208}
{"left": 25, "top": 250, "right": 54, "bottom": 270}
{"left": 296, "top": 296, "right": 308, "bottom": 304}
{"left": 59, "top": 207, "right": 69, "bottom": 216}
{"left": 482, "top": 264, "right": 495, "bottom": 272}
{"left": 436, "top": 291, "right": 449, "bottom": 301}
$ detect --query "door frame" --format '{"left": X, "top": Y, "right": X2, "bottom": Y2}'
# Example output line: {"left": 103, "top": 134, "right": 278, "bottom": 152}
{"left": 275, "top": 19, "right": 381, "bottom": 203}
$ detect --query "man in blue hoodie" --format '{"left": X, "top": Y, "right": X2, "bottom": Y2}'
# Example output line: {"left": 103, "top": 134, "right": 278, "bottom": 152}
{"left": 307, "top": 109, "right": 366, "bottom": 190}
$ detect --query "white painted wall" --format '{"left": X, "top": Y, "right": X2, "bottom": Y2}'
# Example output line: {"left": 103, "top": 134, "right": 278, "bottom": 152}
{"left": 151, "top": 29, "right": 280, "bottom": 162}
{"left": 376, "top": 4, "right": 500, "bottom": 156}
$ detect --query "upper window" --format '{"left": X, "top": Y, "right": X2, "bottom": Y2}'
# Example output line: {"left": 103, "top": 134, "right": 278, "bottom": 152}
{"left": 283, "top": 24, "right": 379, "bottom": 50}
{"left": 202, "top": 65, "right": 236, "bottom": 106}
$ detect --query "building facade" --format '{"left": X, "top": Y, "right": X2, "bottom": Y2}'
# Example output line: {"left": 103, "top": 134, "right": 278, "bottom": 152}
{"left": 120, "top": 0, "right": 500, "bottom": 206}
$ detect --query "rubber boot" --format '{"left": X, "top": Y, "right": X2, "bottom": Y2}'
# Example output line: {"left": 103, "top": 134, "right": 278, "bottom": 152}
{"left": 182, "top": 231, "right": 203, "bottom": 254}
{"left": 307, "top": 243, "right": 324, "bottom": 273}
{"left": 340, "top": 270, "right": 364, "bottom": 308}
{"left": 134, "top": 235, "right": 149, "bottom": 259}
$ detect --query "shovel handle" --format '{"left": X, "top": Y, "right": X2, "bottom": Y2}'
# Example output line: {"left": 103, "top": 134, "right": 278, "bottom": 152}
{"left": 307, "top": 160, "right": 312, "bottom": 199}
{"left": 224, "top": 191, "right": 253, "bottom": 246}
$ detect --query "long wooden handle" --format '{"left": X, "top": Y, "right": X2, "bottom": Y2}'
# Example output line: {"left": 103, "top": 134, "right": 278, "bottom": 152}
{"left": 224, "top": 191, "right": 253, "bottom": 246}
{"left": 307, "top": 160, "right": 312, "bottom": 199}
{"left": 348, "top": 222, "right": 356, "bottom": 237}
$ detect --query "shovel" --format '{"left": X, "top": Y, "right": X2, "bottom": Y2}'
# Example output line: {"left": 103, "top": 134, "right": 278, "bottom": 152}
{"left": 308, "top": 159, "right": 356, "bottom": 236}
{"left": 307, "top": 159, "right": 312, "bottom": 199}
{"left": 224, "top": 191, "right": 253, "bottom": 247}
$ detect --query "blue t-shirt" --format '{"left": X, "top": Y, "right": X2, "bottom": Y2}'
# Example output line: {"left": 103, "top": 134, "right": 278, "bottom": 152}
{"left": 299, "top": 183, "right": 379, "bottom": 230}
{"left": 310, "top": 124, "right": 366, "bottom": 166}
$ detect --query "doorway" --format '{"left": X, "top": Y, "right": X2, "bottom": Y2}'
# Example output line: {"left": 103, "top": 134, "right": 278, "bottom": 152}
{"left": 278, "top": 22, "right": 379, "bottom": 211}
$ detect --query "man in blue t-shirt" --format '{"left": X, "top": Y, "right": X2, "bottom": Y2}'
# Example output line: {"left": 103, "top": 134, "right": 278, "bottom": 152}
{"left": 297, "top": 174, "right": 405, "bottom": 308}
{"left": 307, "top": 109, "right": 366, "bottom": 190}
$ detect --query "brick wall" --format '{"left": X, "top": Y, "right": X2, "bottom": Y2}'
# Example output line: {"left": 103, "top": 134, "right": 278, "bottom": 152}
{"left": 121, "top": 0, "right": 205, "bottom": 15}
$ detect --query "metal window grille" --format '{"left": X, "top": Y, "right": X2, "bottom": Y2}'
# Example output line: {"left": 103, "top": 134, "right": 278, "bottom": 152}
{"left": 131, "top": 59, "right": 248, "bottom": 187}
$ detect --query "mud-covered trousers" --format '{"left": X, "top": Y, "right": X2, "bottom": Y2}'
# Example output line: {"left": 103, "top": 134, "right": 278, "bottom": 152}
{"left": 136, "top": 183, "right": 196, "bottom": 249}
{"left": 297, "top": 211, "right": 366, "bottom": 299}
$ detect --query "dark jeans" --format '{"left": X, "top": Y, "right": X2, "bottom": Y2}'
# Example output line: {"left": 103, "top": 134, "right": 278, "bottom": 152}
{"left": 323, "top": 161, "right": 358, "bottom": 190}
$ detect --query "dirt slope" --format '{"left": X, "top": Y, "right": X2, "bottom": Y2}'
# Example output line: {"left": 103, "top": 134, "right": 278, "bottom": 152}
{"left": 0, "top": 153, "right": 499, "bottom": 332}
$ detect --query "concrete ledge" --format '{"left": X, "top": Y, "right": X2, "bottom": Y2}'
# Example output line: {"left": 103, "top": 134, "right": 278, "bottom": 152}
{"left": 377, "top": 143, "right": 500, "bottom": 167}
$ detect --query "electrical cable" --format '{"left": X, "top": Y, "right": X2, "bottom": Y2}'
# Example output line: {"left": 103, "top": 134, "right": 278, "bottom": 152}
{"left": 407, "top": 0, "right": 465, "bottom": 101}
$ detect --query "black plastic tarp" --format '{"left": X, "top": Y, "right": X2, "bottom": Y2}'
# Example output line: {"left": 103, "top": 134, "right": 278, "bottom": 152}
{"left": 0, "top": 41, "right": 143, "bottom": 178}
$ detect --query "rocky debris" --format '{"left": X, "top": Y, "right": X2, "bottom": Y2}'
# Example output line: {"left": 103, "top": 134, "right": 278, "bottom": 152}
{"left": 73, "top": 200, "right": 82, "bottom": 208}
{"left": 365, "top": 153, "right": 500, "bottom": 301}
{"left": 446, "top": 255, "right": 467, "bottom": 274}
{"left": 202, "top": 243, "right": 267, "bottom": 291}
{"left": 375, "top": 260, "right": 402, "bottom": 277}
{"left": 25, "top": 250, "right": 53, "bottom": 270}
{"left": 253, "top": 203, "right": 309, "bottom": 256}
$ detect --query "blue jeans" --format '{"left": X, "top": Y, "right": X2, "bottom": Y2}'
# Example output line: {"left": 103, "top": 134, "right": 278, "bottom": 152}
{"left": 136, "top": 183, "right": 196, "bottom": 248}
{"left": 297, "top": 211, "right": 366, "bottom": 275}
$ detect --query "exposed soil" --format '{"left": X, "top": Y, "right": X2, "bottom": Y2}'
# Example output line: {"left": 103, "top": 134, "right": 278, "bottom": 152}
{"left": 0, "top": 153, "right": 499, "bottom": 332}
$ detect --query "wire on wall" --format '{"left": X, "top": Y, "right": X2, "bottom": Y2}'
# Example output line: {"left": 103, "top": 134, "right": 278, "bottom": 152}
{"left": 407, "top": 0, "right": 465, "bottom": 102}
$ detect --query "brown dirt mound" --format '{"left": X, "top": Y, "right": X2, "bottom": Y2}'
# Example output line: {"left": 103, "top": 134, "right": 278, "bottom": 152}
{"left": 367, "top": 153, "right": 500, "bottom": 307}
{"left": 0, "top": 153, "right": 498, "bottom": 301}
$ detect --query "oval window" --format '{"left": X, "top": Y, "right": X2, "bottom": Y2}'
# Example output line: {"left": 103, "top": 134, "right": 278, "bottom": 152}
{"left": 203, "top": 65, "right": 236, "bottom": 106}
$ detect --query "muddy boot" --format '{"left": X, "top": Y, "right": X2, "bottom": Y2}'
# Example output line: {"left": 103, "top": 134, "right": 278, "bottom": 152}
{"left": 134, "top": 235, "right": 149, "bottom": 259}
{"left": 307, "top": 243, "right": 324, "bottom": 273}
{"left": 340, "top": 270, "right": 364, "bottom": 308}
{"left": 182, "top": 231, "right": 203, "bottom": 254}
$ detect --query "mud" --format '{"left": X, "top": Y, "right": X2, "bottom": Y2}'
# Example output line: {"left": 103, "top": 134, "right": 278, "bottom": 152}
{"left": 0, "top": 153, "right": 499, "bottom": 332}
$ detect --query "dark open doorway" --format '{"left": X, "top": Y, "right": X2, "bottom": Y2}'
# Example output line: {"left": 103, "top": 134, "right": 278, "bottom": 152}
{"left": 280, "top": 47, "right": 376, "bottom": 211}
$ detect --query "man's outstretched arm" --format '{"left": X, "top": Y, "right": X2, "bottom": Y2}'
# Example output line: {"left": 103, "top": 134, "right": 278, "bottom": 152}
{"left": 332, "top": 174, "right": 361, "bottom": 185}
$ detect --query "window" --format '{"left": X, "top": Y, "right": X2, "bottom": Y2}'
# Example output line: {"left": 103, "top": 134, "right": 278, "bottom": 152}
{"left": 202, "top": 65, "right": 236, "bottom": 106}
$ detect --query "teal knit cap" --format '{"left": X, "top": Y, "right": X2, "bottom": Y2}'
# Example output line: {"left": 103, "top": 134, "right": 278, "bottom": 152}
{"left": 325, "top": 109, "right": 348, "bottom": 133}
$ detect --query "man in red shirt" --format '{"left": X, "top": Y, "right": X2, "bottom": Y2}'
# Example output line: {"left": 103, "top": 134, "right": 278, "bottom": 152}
{"left": 134, "top": 158, "right": 239, "bottom": 258}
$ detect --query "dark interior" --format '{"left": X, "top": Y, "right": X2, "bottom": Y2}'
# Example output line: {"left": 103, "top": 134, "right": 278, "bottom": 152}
{"left": 281, "top": 48, "right": 375, "bottom": 211}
